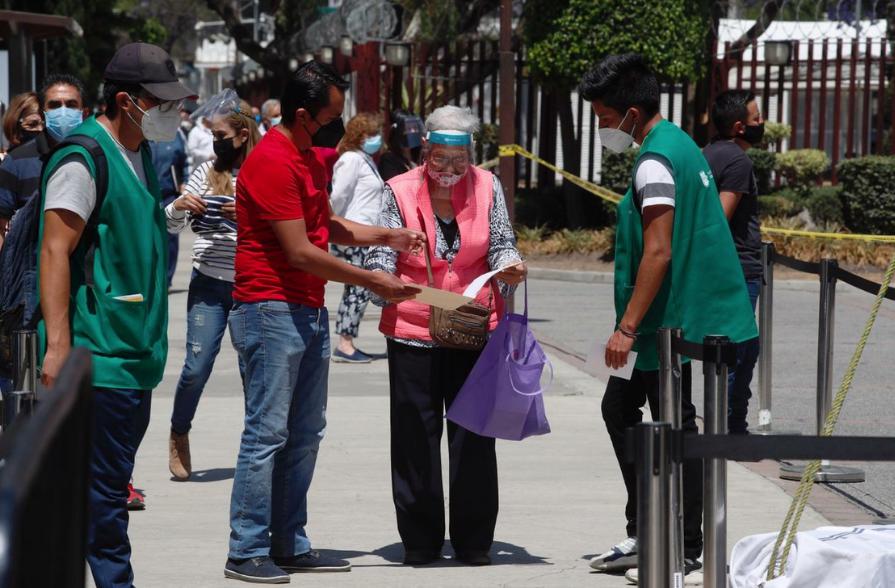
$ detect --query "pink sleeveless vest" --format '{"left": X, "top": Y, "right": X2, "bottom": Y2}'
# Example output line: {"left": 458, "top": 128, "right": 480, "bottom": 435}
{"left": 379, "top": 165, "right": 504, "bottom": 341}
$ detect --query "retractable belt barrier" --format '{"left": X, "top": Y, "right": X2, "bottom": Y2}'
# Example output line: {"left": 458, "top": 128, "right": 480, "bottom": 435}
{"left": 637, "top": 253, "right": 895, "bottom": 587}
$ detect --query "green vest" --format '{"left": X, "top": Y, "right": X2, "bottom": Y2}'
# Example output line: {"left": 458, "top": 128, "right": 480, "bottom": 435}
{"left": 614, "top": 120, "right": 757, "bottom": 371}
{"left": 38, "top": 116, "right": 168, "bottom": 390}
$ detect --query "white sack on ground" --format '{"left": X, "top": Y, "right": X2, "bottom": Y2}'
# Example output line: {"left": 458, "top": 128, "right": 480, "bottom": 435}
{"left": 730, "top": 525, "right": 895, "bottom": 588}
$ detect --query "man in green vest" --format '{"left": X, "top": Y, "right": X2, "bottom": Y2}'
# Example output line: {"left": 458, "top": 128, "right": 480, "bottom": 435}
{"left": 580, "top": 54, "right": 757, "bottom": 583}
{"left": 38, "top": 43, "right": 196, "bottom": 588}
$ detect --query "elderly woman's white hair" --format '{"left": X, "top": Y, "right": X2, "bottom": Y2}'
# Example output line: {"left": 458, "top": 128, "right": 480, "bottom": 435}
{"left": 423, "top": 105, "right": 480, "bottom": 162}
{"left": 424, "top": 105, "right": 480, "bottom": 135}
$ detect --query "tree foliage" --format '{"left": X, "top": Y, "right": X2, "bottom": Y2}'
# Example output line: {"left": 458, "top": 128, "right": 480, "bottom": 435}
{"left": 397, "top": 0, "right": 500, "bottom": 44}
{"left": 524, "top": 0, "right": 711, "bottom": 87}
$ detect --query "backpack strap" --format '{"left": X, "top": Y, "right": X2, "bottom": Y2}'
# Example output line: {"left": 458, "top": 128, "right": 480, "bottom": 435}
{"left": 48, "top": 135, "right": 109, "bottom": 288}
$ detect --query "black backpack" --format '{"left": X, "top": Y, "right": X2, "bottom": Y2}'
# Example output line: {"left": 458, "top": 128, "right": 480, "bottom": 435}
{"left": 0, "top": 135, "right": 109, "bottom": 379}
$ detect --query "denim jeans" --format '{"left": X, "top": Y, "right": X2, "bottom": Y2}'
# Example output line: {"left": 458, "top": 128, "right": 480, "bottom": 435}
{"left": 728, "top": 277, "right": 762, "bottom": 433}
{"left": 170, "top": 270, "right": 242, "bottom": 435}
{"left": 227, "top": 300, "right": 330, "bottom": 559}
{"left": 87, "top": 387, "right": 151, "bottom": 588}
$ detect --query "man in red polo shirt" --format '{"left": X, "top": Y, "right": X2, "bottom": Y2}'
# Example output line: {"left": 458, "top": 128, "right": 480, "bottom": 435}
{"left": 225, "top": 62, "right": 423, "bottom": 583}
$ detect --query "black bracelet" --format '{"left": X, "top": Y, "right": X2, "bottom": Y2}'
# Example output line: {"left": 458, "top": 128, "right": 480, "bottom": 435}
{"left": 618, "top": 326, "right": 639, "bottom": 340}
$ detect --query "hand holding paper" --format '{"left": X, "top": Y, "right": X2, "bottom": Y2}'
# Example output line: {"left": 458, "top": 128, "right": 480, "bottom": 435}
{"left": 584, "top": 338, "right": 637, "bottom": 381}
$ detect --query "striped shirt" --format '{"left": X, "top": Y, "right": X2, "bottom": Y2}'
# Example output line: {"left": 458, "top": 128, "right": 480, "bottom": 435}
{"left": 633, "top": 154, "right": 676, "bottom": 212}
{"left": 165, "top": 160, "right": 238, "bottom": 282}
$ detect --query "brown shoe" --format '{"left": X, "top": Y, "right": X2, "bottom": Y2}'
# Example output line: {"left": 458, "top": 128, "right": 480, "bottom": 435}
{"left": 169, "top": 430, "right": 191, "bottom": 480}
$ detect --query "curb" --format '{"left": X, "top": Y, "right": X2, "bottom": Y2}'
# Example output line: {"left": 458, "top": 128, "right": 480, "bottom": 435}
{"left": 527, "top": 266, "right": 878, "bottom": 294}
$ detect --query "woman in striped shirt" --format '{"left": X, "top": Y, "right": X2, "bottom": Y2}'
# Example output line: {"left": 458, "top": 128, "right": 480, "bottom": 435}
{"left": 165, "top": 96, "right": 261, "bottom": 481}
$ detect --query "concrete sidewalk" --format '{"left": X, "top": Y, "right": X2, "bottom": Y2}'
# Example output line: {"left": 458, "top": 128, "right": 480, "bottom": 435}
{"left": 105, "top": 265, "right": 833, "bottom": 587}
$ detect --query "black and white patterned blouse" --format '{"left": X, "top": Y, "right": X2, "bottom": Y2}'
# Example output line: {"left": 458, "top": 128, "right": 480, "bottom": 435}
{"left": 365, "top": 171, "right": 522, "bottom": 347}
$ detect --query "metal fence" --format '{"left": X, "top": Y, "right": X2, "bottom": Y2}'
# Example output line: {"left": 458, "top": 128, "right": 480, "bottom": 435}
{"left": 390, "top": 34, "right": 895, "bottom": 188}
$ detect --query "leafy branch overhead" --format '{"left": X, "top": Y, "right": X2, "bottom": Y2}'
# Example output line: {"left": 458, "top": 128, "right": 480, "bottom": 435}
{"left": 524, "top": 0, "right": 711, "bottom": 86}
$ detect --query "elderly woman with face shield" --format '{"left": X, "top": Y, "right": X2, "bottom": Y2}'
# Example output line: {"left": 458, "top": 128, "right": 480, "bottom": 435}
{"left": 365, "top": 105, "right": 526, "bottom": 567}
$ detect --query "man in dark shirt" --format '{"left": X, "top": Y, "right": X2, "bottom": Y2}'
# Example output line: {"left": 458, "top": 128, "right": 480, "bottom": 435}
{"left": 703, "top": 89, "right": 764, "bottom": 434}
{"left": 0, "top": 74, "right": 87, "bottom": 245}
{"left": 150, "top": 130, "right": 188, "bottom": 287}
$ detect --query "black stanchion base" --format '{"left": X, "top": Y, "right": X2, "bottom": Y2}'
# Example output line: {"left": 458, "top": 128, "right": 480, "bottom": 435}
{"left": 779, "top": 462, "right": 866, "bottom": 483}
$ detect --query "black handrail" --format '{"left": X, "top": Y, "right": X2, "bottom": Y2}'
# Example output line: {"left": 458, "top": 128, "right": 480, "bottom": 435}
{"left": 0, "top": 348, "right": 93, "bottom": 588}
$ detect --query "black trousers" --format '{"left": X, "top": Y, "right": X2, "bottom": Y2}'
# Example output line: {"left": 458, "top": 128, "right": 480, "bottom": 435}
{"left": 601, "top": 363, "right": 704, "bottom": 559}
{"left": 386, "top": 339, "right": 498, "bottom": 555}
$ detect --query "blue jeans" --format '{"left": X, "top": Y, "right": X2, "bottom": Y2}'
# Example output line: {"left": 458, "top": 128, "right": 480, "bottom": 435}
{"left": 87, "top": 387, "right": 152, "bottom": 588}
{"left": 728, "top": 277, "right": 761, "bottom": 433}
{"left": 227, "top": 301, "right": 330, "bottom": 559}
{"left": 170, "top": 270, "right": 242, "bottom": 435}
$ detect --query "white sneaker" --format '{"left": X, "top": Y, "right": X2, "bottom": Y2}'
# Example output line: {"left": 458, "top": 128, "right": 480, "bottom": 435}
{"left": 589, "top": 536, "right": 638, "bottom": 572}
{"left": 624, "top": 558, "right": 703, "bottom": 585}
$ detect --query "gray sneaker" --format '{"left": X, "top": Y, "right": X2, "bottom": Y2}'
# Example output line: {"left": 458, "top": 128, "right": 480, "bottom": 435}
{"left": 224, "top": 557, "right": 289, "bottom": 584}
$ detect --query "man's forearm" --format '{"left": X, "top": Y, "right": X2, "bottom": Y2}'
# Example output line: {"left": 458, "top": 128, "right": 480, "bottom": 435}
{"left": 289, "top": 241, "right": 380, "bottom": 287}
{"left": 39, "top": 247, "right": 72, "bottom": 349}
{"left": 620, "top": 253, "right": 671, "bottom": 331}
{"left": 329, "top": 215, "right": 388, "bottom": 247}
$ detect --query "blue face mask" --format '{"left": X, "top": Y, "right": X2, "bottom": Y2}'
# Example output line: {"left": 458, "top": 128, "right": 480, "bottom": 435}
{"left": 362, "top": 134, "right": 382, "bottom": 155}
{"left": 270, "top": 116, "right": 281, "bottom": 126}
{"left": 45, "top": 106, "right": 83, "bottom": 141}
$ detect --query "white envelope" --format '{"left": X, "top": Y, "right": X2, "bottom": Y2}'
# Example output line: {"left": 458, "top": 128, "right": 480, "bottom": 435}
{"left": 584, "top": 341, "right": 637, "bottom": 381}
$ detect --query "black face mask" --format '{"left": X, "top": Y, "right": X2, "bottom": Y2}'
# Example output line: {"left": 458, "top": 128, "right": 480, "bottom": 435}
{"left": 19, "top": 129, "right": 41, "bottom": 143}
{"left": 739, "top": 122, "right": 765, "bottom": 146}
{"left": 213, "top": 137, "right": 242, "bottom": 168}
{"left": 311, "top": 118, "right": 345, "bottom": 148}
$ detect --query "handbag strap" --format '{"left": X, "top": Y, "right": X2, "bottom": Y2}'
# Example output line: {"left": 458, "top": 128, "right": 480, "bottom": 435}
{"left": 416, "top": 207, "right": 436, "bottom": 287}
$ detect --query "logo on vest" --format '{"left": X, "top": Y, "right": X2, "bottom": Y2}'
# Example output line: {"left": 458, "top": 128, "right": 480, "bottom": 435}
{"left": 699, "top": 170, "right": 710, "bottom": 188}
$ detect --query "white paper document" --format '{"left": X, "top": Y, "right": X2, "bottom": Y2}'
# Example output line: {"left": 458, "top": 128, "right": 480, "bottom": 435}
{"left": 413, "top": 286, "right": 473, "bottom": 310}
{"left": 461, "top": 261, "right": 524, "bottom": 298}
{"left": 584, "top": 341, "right": 637, "bottom": 381}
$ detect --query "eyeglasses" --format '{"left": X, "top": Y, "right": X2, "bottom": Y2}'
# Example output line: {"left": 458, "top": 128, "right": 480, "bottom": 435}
{"left": 430, "top": 153, "right": 470, "bottom": 168}
{"left": 130, "top": 94, "right": 183, "bottom": 114}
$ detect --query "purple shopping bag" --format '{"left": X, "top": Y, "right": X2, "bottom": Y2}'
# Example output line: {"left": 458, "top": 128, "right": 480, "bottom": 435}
{"left": 446, "top": 281, "right": 552, "bottom": 441}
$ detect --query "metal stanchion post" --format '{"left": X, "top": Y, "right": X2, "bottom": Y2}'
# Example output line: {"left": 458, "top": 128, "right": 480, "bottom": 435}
{"left": 635, "top": 422, "right": 672, "bottom": 588}
{"left": 757, "top": 241, "right": 775, "bottom": 433}
{"left": 779, "top": 260, "right": 864, "bottom": 483}
{"left": 756, "top": 242, "right": 798, "bottom": 437}
{"left": 658, "top": 328, "right": 684, "bottom": 585}
{"left": 703, "top": 335, "right": 729, "bottom": 588}
{"left": 6, "top": 330, "right": 38, "bottom": 427}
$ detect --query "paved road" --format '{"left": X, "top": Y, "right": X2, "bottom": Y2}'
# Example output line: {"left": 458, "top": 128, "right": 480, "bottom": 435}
{"left": 526, "top": 275, "right": 895, "bottom": 519}
{"left": 105, "top": 247, "right": 835, "bottom": 587}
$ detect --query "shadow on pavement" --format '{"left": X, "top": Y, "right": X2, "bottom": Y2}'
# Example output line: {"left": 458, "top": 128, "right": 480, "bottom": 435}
{"left": 184, "top": 467, "right": 236, "bottom": 483}
{"left": 365, "top": 541, "right": 551, "bottom": 567}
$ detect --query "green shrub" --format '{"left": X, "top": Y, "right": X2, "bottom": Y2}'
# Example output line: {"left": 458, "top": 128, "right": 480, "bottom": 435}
{"left": 806, "top": 186, "right": 844, "bottom": 226}
{"left": 600, "top": 148, "right": 639, "bottom": 194}
{"left": 758, "top": 195, "right": 799, "bottom": 218}
{"left": 747, "top": 148, "right": 776, "bottom": 195}
{"left": 775, "top": 149, "right": 829, "bottom": 194}
{"left": 762, "top": 122, "right": 791, "bottom": 148}
{"left": 837, "top": 156, "right": 895, "bottom": 234}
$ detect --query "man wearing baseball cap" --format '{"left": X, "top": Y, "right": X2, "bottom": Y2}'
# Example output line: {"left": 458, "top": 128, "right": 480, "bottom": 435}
{"left": 38, "top": 42, "right": 195, "bottom": 588}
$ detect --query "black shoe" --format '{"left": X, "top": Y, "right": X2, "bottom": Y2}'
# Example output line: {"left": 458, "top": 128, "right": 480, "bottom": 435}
{"left": 455, "top": 551, "right": 491, "bottom": 566}
{"left": 273, "top": 551, "right": 351, "bottom": 573}
{"left": 224, "top": 557, "right": 289, "bottom": 584}
{"left": 403, "top": 550, "right": 441, "bottom": 565}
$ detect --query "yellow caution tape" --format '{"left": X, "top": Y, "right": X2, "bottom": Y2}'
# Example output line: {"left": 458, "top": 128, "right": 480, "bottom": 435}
{"left": 499, "top": 143, "right": 895, "bottom": 244}
{"left": 499, "top": 144, "right": 621, "bottom": 204}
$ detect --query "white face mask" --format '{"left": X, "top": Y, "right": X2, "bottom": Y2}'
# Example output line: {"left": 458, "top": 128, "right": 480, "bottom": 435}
{"left": 128, "top": 96, "right": 181, "bottom": 142}
{"left": 598, "top": 110, "right": 636, "bottom": 153}
{"left": 427, "top": 167, "right": 464, "bottom": 188}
